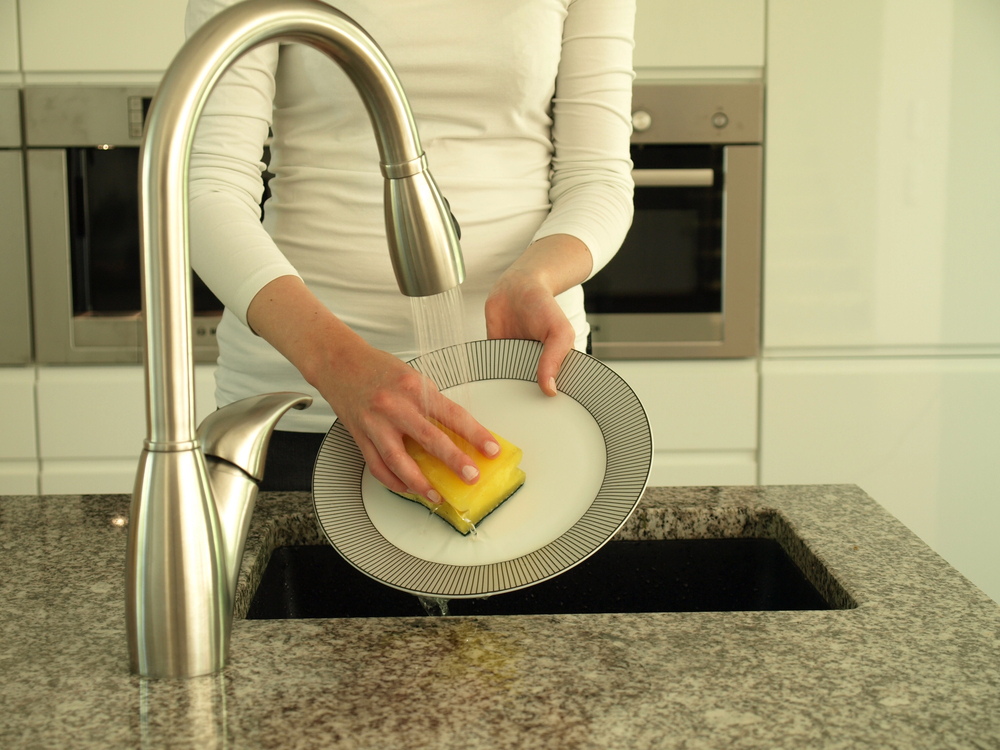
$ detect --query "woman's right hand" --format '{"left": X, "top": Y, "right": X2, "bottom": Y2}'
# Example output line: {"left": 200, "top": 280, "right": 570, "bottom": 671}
{"left": 246, "top": 276, "right": 499, "bottom": 503}
{"left": 312, "top": 338, "right": 500, "bottom": 501}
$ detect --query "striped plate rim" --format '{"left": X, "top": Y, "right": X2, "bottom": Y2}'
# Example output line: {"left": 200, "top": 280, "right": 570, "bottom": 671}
{"left": 312, "top": 339, "right": 652, "bottom": 598}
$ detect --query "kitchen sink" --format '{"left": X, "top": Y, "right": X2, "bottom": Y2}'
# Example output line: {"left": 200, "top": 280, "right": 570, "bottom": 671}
{"left": 245, "top": 538, "right": 837, "bottom": 619}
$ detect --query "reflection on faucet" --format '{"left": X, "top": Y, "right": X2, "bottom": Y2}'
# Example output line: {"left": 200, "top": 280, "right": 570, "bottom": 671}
{"left": 139, "top": 673, "right": 231, "bottom": 749}
{"left": 126, "top": 0, "right": 465, "bottom": 679}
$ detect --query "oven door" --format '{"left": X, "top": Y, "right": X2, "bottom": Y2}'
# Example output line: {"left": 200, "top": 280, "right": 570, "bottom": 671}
{"left": 584, "top": 144, "right": 762, "bottom": 359}
{"left": 24, "top": 87, "right": 222, "bottom": 365}
{"left": 0, "top": 89, "right": 31, "bottom": 365}
{"left": 27, "top": 147, "right": 223, "bottom": 364}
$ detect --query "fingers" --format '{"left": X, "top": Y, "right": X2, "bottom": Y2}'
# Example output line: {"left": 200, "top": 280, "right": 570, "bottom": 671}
{"left": 350, "top": 379, "right": 497, "bottom": 505}
{"left": 536, "top": 322, "right": 575, "bottom": 397}
{"left": 409, "top": 416, "right": 484, "bottom": 485}
{"left": 359, "top": 430, "right": 444, "bottom": 505}
{"left": 425, "top": 390, "right": 500, "bottom": 460}
{"left": 485, "top": 267, "right": 577, "bottom": 398}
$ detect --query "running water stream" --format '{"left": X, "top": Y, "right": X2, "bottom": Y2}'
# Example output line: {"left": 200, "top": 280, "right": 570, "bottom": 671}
{"left": 409, "top": 286, "right": 473, "bottom": 416}
{"left": 417, "top": 596, "right": 451, "bottom": 616}
{"left": 409, "top": 287, "right": 478, "bottom": 614}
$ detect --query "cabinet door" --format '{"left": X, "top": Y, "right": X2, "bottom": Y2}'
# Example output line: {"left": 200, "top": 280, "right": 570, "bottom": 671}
{"left": 606, "top": 359, "right": 758, "bottom": 486}
{"left": 36, "top": 365, "right": 218, "bottom": 494}
{"left": 0, "top": 367, "right": 39, "bottom": 495}
{"left": 760, "top": 356, "right": 1000, "bottom": 603}
{"left": 19, "top": 0, "right": 188, "bottom": 74}
{"left": 634, "top": 0, "right": 765, "bottom": 72}
{"left": 764, "top": 0, "right": 1000, "bottom": 351}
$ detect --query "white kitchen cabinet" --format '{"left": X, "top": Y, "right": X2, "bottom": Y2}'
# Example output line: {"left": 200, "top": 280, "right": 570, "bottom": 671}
{"left": 634, "top": 0, "right": 765, "bottom": 75}
{"left": 36, "top": 365, "right": 218, "bottom": 494}
{"left": 760, "top": 356, "right": 1000, "bottom": 603}
{"left": 0, "top": 367, "right": 39, "bottom": 494}
{"left": 0, "top": 0, "right": 19, "bottom": 74}
{"left": 605, "top": 359, "right": 758, "bottom": 486}
{"left": 19, "top": 0, "right": 188, "bottom": 75}
{"left": 763, "top": 0, "right": 1000, "bottom": 352}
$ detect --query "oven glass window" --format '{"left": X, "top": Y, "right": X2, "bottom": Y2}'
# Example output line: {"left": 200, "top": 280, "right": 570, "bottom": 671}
{"left": 583, "top": 145, "right": 723, "bottom": 314}
{"left": 67, "top": 147, "right": 224, "bottom": 315}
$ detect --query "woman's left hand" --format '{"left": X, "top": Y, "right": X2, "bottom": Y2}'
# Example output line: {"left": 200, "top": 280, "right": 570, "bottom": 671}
{"left": 484, "top": 234, "right": 594, "bottom": 397}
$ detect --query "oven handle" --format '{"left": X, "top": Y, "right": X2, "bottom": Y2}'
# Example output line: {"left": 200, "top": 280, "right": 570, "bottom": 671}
{"left": 631, "top": 168, "right": 715, "bottom": 187}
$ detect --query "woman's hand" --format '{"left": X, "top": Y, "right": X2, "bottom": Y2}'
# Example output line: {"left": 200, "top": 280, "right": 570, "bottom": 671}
{"left": 485, "top": 234, "right": 594, "bottom": 396}
{"left": 315, "top": 341, "right": 500, "bottom": 501}
{"left": 247, "top": 276, "right": 499, "bottom": 503}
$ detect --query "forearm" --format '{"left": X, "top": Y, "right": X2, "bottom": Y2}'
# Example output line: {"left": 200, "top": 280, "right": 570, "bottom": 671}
{"left": 506, "top": 234, "right": 593, "bottom": 295}
{"left": 246, "top": 275, "right": 369, "bottom": 394}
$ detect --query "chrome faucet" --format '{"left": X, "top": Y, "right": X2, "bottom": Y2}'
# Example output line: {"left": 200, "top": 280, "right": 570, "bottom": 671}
{"left": 126, "top": 0, "right": 465, "bottom": 679}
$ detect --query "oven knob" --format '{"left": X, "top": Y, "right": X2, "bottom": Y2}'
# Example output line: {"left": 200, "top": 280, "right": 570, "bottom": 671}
{"left": 632, "top": 110, "right": 652, "bottom": 133}
{"left": 712, "top": 111, "right": 729, "bottom": 129}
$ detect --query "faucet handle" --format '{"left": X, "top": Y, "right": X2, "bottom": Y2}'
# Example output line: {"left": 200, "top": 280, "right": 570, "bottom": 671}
{"left": 196, "top": 392, "right": 312, "bottom": 481}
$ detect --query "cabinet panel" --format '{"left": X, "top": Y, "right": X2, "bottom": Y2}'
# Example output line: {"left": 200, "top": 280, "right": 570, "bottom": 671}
{"left": 606, "top": 359, "right": 758, "bottom": 451}
{"left": 649, "top": 451, "right": 756, "bottom": 487}
{"left": 0, "top": 463, "right": 39, "bottom": 495}
{"left": 37, "top": 366, "right": 146, "bottom": 459}
{"left": 36, "top": 365, "right": 218, "bottom": 494}
{"left": 606, "top": 359, "right": 758, "bottom": 486}
{"left": 634, "top": 0, "right": 765, "bottom": 70}
{"left": 760, "top": 357, "right": 1000, "bottom": 603}
{"left": 19, "top": 0, "right": 188, "bottom": 73}
{"left": 763, "top": 0, "right": 1000, "bottom": 350}
{"left": 0, "top": 0, "right": 18, "bottom": 73}
{"left": 0, "top": 367, "right": 39, "bottom": 495}
{"left": 39, "top": 459, "right": 140, "bottom": 496}
{"left": 0, "top": 367, "right": 37, "bottom": 460}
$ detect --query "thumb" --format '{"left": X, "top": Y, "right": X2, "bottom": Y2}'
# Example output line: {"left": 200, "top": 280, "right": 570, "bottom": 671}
{"left": 536, "top": 326, "right": 574, "bottom": 397}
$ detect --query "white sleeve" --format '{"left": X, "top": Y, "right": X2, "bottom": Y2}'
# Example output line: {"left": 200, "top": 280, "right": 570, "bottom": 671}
{"left": 530, "top": 0, "right": 636, "bottom": 279}
{"left": 185, "top": 0, "right": 300, "bottom": 327}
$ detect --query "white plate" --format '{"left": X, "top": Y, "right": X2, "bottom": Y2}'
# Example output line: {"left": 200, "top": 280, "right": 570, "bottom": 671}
{"left": 312, "top": 339, "right": 652, "bottom": 598}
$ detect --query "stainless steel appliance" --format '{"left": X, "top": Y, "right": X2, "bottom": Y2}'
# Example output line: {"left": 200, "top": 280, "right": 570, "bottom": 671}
{"left": 23, "top": 86, "right": 223, "bottom": 364}
{"left": 583, "top": 82, "right": 763, "bottom": 359}
{"left": 0, "top": 89, "right": 32, "bottom": 365}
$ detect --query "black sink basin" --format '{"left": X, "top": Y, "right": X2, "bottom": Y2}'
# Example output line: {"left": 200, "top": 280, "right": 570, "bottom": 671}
{"left": 246, "top": 538, "right": 834, "bottom": 619}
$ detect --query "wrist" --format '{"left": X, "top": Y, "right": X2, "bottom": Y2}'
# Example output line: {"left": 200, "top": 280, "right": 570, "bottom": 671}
{"left": 515, "top": 234, "right": 593, "bottom": 296}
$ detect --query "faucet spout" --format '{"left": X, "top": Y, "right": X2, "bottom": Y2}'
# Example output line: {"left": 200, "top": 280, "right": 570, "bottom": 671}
{"left": 126, "top": 0, "right": 464, "bottom": 678}
{"left": 198, "top": 392, "right": 312, "bottom": 605}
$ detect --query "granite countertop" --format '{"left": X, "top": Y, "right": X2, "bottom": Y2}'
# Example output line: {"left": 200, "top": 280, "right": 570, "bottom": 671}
{"left": 1, "top": 485, "right": 998, "bottom": 749}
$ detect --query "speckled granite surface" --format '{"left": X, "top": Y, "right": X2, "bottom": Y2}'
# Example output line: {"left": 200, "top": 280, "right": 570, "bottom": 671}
{"left": 2, "top": 485, "right": 998, "bottom": 749}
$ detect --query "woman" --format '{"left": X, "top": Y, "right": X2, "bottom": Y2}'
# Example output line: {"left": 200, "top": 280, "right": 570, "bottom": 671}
{"left": 185, "top": 0, "right": 635, "bottom": 497}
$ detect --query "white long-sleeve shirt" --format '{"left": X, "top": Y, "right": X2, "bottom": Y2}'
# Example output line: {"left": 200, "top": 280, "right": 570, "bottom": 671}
{"left": 186, "top": 0, "right": 635, "bottom": 432}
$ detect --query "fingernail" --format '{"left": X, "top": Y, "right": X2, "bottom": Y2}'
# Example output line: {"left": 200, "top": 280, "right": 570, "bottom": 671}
{"left": 548, "top": 377, "right": 557, "bottom": 394}
{"left": 484, "top": 441, "right": 500, "bottom": 457}
{"left": 427, "top": 489, "right": 443, "bottom": 505}
{"left": 462, "top": 465, "right": 479, "bottom": 482}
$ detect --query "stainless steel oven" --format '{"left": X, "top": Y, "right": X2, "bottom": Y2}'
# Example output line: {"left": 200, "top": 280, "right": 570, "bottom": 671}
{"left": 23, "top": 86, "right": 223, "bottom": 364}
{"left": 0, "top": 88, "right": 32, "bottom": 365}
{"left": 583, "top": 82, "right": 763, "bottom": 359}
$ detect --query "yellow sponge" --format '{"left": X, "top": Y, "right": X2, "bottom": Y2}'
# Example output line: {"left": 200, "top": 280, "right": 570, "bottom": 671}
{"left": 394, "top": 422, "right": 526, "bottom": 535}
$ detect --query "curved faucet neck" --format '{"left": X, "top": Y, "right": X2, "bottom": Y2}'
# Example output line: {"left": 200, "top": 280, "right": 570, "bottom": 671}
{"left": 140, "top": 0, "right": 432, "bottom": 448}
